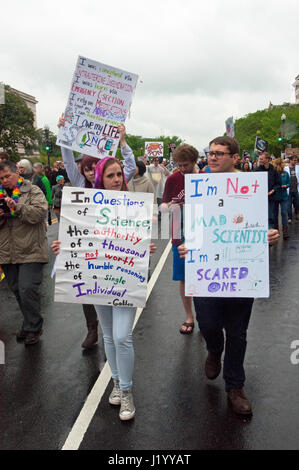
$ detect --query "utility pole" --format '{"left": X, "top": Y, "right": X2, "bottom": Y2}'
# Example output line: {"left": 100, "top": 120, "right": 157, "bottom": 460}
{"left": 281, "top": 114, "right": 286, "bottom": 157}
{"left": 44, "top": 125, "right": 51, "bottom": 166}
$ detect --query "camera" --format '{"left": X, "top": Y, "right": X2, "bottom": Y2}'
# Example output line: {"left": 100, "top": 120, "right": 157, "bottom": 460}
{"left": 0, "top": 199, "right": 10, "bottom": 213}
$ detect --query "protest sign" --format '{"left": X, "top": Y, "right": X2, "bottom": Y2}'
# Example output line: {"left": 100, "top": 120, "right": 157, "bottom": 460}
{"left": 254, "top": 137, "right": 268, "bottom": 153}
{"left": 184, "top": 172, "right": 269, "bottom": 298}
{"left": 225, "top": 116, "right": 235, "bottom": 137}
{"left": 145, "top": 142, "right": 164, "bottom": 158}
{"left": 57, "top": 56, "right": 138, "bottom": 158}
{"left": 55, "top": 187, "right": 153, "bottom": 307}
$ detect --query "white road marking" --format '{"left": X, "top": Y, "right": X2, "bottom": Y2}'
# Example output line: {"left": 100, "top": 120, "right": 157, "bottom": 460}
{"left": 61, "top": 239, "right": 172, "bottom": 450}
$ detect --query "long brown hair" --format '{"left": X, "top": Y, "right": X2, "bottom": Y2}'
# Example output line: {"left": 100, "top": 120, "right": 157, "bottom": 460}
{"left": 272, "top": 158, "right": 285, "bottom": 173}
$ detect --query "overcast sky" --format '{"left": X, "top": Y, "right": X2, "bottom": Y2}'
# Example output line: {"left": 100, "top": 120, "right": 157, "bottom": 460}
{"left": 1, "top": 0, "right": 298, "bottom": 153}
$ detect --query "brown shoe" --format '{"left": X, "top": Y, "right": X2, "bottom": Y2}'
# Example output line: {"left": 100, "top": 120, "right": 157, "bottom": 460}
{"left": 24, "top": 329, "right": 43, "bottom": 346}
{"left": 205, "top": 352, "right": 222, "bottom": 380}
{"left": 16, "top": 328, "right": 28, "bottom": 342}
{"left": 282, "top": 226, "right": 289, "bottom": 240}
{"left": 82, "top": 321, "right": 98, "bottom": 349}
{"left": 227, "top": 388, "right": 252, "bottom": 415}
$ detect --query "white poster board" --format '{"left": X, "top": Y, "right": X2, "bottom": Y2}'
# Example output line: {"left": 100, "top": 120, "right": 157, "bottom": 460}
{"left": 55, "top": 187, "right": 153, "bottom": 308}
{"left": 57, "top": 56, "right": 138, "bottom": 158}
{"left": 144, "top": 142, "right": 164, "bottom": 158}
{"left": 184, "top": 172, "right": 269, "bottom": 298}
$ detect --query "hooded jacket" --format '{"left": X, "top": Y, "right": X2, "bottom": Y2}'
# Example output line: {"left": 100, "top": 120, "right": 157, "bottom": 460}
{"left": 127, "top": 175, "right": 156, "bottom": 201}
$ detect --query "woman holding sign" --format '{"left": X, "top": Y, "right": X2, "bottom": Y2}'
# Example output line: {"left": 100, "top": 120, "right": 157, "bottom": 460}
{"left": 52, "top": 156, "right": 156, "bottom": 421}
{"left": 57, "top": 115, "right": 137, "bottom": 350}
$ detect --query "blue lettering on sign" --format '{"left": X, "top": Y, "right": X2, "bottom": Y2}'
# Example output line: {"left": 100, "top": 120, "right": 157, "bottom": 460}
{"left": 190, "top": 178, "right": 218, "bottom": 198}
{"left": 93, "top": 192, "right": 145, "bottom": 208}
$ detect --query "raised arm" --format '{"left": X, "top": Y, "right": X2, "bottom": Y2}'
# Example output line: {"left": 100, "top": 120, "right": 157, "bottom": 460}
{"left": 58, "top": 113, "right": 85, "bottom": 187}
{"left": 119, "top": 124, "right": 136, "bottom": 183}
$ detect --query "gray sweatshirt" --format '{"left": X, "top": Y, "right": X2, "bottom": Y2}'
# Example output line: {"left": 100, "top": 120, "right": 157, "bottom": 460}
{"left": 61, "top": 144, "right": 136, "bottom": 188}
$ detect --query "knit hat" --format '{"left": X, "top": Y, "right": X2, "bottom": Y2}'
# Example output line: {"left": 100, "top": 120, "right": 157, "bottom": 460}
{"left": 94, "top": 157, "right": 127, "bottom": 190}
{"left": 56, "top": 175, "right": 64, "bottom": 183}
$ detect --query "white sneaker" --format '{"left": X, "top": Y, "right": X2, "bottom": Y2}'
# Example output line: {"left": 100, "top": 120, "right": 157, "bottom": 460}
{"left": 119, "top": 389, "right": 135, "bottom": 421}
{"left": 109, "top": 379, "right": 121, "bottom": 405}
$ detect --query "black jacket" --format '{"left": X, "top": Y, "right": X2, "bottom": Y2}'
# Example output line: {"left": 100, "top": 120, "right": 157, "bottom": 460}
{"left": 254, "top": 163, "right": 281, "bottom": 200}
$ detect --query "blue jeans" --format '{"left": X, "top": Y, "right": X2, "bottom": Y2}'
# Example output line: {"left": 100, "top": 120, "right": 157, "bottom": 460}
{"left": 273, "top": 199, "right": 288, "bottom": 228}
{"left": 94, "top": 305, "right": 136, "bottom": 390}
{"left": 287, "top": 191, "right": 299, "bottom": 220}
{"left": 193, "top": 297, "right": 254, "bottom": 391}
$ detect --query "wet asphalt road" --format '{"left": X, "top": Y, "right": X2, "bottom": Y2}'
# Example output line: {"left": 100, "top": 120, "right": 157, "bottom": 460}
{"left": 0, "top": 220, "right": 298, "bottom": 451}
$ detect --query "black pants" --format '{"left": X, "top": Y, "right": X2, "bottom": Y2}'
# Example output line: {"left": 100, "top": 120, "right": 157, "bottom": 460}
{"left": 268, "top": 199, "right": 278, "bottom": 229}
{"left": 2, "top": 263, "right": 44, "bottom": 333}
{"left": 82, "top": 304, "right": 97, "bottom": 324}
{"left": 193, "top": 297, "right": 254, "bottom": 391}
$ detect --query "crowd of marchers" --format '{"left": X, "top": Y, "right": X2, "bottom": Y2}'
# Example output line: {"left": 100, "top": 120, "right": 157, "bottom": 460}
{"left": 0, "top": 124, "right": 298, "bottom": 421}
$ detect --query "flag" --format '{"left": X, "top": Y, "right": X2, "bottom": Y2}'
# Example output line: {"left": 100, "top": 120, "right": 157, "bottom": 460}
{"left": 225, "top": 116, "right": 234, "bottom": 137}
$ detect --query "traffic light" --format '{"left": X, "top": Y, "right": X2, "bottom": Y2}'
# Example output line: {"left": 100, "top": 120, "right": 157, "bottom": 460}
{"left": 45, "top": 142, "right": 50, "bottom": 152}
{"left": 278, "top": 132, "right": 282, "bottom": 142}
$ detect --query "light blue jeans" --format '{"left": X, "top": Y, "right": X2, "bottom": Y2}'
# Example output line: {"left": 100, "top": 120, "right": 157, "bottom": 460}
{"left": 94, "top": 305, "right": 136, "bottom": 390}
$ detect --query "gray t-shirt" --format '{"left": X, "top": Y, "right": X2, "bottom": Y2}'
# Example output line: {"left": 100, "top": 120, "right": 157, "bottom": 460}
{"left": 289, "top": 167, "right": 298, "bottom": 192}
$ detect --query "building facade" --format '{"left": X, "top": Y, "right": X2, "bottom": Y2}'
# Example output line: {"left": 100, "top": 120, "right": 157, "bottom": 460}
{"left": 292, "top": 75, "right": 299, "bottom": 104}
{"left": 0, "top": 87, "right": 40, "bottom": 158}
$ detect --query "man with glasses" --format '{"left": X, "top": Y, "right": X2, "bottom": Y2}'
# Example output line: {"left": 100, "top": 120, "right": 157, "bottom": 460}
{"left": 254, "top": 152, "right": 280, "bottom": 229}
{"left": 285, "top": 156, "right": 299, "bottom": 222}
{"left": 178, "top": 136, "right": 279, "bottom": 416}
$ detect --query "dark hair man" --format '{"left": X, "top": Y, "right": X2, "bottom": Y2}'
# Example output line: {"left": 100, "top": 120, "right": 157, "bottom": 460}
{"left": 0, "top": 161, "right": 49, "bottom": 345}
{"left": 285, "top": 156, "right": 299, "bottom": 222}
{"left": 254, "top": 152, "right": 281, "bottom": 229}
{"left": 178, "top": 137, "right": 279, "bottom": 416}
{"left": 161, "top": 144, "right": 200, "bottom": 335}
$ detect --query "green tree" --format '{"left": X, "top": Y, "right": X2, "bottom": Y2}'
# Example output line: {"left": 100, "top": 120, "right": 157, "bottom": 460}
{"left": 0, "top": 86, "right": 37, "bottom": 161}
{"left": 35, "top": 128, "right": 63, "bottom": 163}
{"left": 234, "top": 104, "right": 299, "bottom": 158}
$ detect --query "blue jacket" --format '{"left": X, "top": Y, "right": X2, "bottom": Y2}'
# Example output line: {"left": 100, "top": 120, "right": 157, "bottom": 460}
{"left": 274, "top": 171, "right": 290, "bottom": 201}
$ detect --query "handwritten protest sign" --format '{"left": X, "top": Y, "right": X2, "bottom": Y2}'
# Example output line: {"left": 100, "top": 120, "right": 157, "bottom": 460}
{"left": 184, "top": 172, "right": 269, "bottom": 298}
{"left": 145, "top": 142, "right": 164, "bottom": 158}
{"left": 57, "top": 56, "right": 138, "bottom": 158}
{"left": 55, "top": 187, "right": 153, "bottom": 307}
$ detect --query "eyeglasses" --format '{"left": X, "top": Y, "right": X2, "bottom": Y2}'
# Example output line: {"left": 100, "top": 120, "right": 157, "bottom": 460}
{"left": 208, "top": 151, "right": 232, "bottom": 158}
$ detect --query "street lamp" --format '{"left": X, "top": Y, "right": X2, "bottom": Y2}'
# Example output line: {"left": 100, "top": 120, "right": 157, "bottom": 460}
{"left": 281, "top": 114, "right": 286, "bottom": 156}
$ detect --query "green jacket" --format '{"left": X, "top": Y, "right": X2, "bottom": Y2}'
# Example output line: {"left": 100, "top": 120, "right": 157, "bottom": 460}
{"left": 41, "top": 174, "right": 53, "bottom": 206}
